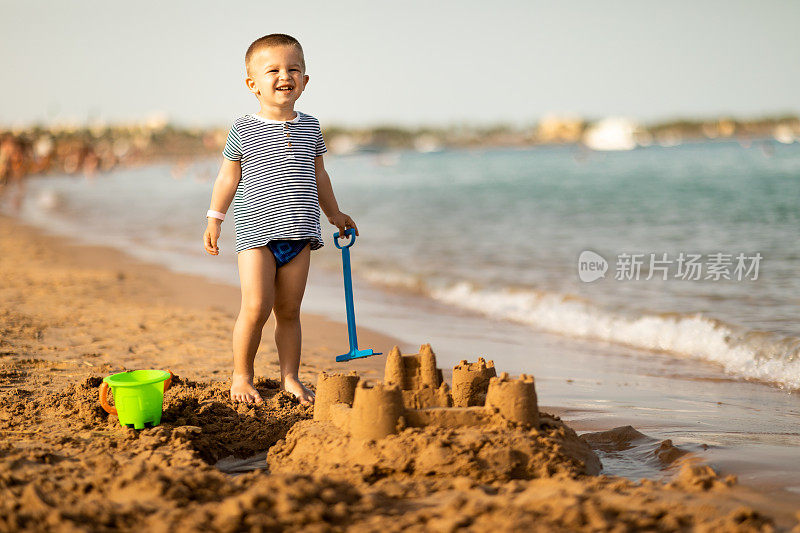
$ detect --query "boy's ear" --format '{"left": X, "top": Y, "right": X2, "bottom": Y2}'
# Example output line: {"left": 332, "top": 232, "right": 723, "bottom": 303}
{"left": 303, "top": 74, "right": 309, "bottom": 87}
{"left": 245, "top": 75, "right": 258, "bottom": 94}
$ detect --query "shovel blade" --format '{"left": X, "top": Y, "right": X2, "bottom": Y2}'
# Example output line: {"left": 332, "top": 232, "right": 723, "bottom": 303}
{"left": 336, "top": 348, "right": 381, "bottom": 362}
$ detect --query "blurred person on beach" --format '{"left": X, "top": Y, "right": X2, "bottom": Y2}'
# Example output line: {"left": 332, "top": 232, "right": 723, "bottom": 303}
{"left": 203, "top": 34, "right": 358, "bottom": 405}
{"left": 0, "top": 133, "right": 31, "bottom": 213}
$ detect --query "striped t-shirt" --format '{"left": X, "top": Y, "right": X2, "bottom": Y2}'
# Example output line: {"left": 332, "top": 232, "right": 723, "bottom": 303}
{"left": 222, "top": 111, "right": 327, "bottom": 254}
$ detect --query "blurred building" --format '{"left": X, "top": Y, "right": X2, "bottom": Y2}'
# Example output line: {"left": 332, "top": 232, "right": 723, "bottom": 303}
{"left": 536, "top": 113, "right": 585, "bottom": 144}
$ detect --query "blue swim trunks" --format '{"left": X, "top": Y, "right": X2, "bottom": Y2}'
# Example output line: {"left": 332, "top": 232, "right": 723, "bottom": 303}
{"left": 267, "top": 239, "right": 310, "bottom": 268}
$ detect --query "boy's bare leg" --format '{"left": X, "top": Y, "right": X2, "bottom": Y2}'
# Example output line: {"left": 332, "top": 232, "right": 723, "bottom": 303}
{"left": 231, "top": 246, "right": 276, "bottom": 404}
{"left": 273, "top": 243, "right": 315, "bottom": 404}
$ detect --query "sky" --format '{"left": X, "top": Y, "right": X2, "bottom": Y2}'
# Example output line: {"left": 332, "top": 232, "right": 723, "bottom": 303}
{"left": 1, "top": 0, "right": 798, "bottom": 129}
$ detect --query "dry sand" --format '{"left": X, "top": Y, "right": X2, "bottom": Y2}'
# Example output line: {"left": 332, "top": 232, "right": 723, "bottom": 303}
{"left": 2, "top": 214, "right": 799, "bottom": 532}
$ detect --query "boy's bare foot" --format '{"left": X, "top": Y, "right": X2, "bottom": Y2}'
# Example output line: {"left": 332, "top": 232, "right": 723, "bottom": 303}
{"left": 283, "top": 376, "right": 315, "bottom": 405}
{"left": 230, "top": 373, "right": 264, "bottom": 404}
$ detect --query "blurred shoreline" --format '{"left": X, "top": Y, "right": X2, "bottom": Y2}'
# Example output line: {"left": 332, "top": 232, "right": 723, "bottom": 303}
{"left": 2, "top": 113, "right": 798, "bottom": 188}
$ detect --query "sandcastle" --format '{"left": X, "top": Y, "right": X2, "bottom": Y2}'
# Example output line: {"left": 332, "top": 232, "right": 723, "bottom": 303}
{"left": 313, "top": 343, "right": 539, "bottom": 441}
{"left": 269, "top": 343, "right": 600, "bottom": 481}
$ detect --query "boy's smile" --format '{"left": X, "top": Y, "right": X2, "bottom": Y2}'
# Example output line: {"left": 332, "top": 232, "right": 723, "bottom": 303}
{"left": 246, "top": 45, "right": 309, "bottom": 119}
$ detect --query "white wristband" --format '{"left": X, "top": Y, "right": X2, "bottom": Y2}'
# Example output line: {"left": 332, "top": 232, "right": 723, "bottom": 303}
{"left": 207, "top": 209, "right": 226, "bottom": 221}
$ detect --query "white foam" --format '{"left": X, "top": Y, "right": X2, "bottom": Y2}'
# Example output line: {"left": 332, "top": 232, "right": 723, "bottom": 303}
{"left": 362, "top": 270, "right": 800, "bottom": 390}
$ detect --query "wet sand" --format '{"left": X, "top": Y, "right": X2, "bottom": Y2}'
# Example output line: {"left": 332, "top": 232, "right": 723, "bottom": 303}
{"left": 2, "top": 213, "right": 800, "bottom": 531}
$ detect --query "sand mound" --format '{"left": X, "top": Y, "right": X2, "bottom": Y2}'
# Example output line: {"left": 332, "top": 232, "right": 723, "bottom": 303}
{"left": 358, "top": 472, "right": 774, "bottom": 532}
{"left": 0, "top": 372, "right": 326, "bottom": 532}
{"left": 0, "top": 436, "right": 366, "bottom": 532}
{"left": 0, "top": 439, "right": 774, "bottom": 533}
{"left": 269, "top": 413, "right": 600, "bottom": 484}
{"left": 158, "top": 376, "right": 311, "bottom": 462}
{"left": 0, "top": 373, "right": 312, "bottom": 466}
{"left": 582, "top": 425, "right": 692, "bottom": 471}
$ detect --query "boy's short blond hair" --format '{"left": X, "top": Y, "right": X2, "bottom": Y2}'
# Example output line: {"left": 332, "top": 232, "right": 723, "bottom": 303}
{"left": 245, "top": 34, "right": 306, "bottom": 75}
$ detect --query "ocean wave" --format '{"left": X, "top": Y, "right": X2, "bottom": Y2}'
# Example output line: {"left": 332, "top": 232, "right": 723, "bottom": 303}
{"left": 361, "top": 269, "right": 800, "bottom": 390}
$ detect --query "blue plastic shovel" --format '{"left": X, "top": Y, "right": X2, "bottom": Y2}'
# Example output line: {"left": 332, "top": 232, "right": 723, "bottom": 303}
{"left": 333, "top": 228, "right": 381, "bottom": 362}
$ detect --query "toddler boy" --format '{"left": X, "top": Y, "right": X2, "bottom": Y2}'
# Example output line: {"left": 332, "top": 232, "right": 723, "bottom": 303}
{"left": 203, "top": 34, "right": 358, "bottom": 404}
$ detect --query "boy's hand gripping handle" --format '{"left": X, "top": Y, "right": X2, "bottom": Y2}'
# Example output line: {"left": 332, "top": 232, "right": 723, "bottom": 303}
{"left": 333, "top": 228, "right": 356, "bottom": 249}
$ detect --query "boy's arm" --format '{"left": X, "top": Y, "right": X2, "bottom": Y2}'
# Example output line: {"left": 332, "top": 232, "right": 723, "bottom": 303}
{"left": 315, "top": 155, "right": 359, "bottom": 236}
{"left": 208, "top": 158, "right": 241, "bottom": 216}
{"left": 203, "top": 158, "right": 241, "bottom": 255}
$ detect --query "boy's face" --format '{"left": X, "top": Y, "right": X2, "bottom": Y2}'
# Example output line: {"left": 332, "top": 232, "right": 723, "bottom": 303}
{"left": 245, "top": 45, "right": 309, "bottom": 108}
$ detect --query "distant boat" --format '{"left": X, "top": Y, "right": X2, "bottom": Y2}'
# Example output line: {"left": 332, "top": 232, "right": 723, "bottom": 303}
{"left": 773, "top": 125, "right": 797, "bottom": 144}
{"left": 582, "top": 117, "right": 637, "bottom": 151}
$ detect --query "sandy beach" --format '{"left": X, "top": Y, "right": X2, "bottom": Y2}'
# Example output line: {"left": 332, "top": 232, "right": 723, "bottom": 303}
{"left": 1, "top": 212, "right": 799, "bottom": 531}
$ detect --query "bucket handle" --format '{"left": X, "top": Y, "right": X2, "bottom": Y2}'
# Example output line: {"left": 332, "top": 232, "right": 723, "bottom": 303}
{"left": 99, "top": 370, "right": 174, "bottom": 415}
{"left": 99, "top": 382, "right": 117, "bottom": 415}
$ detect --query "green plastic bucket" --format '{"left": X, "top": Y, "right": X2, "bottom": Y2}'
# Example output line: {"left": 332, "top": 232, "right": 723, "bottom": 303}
{"left": 99, "top": 369, "right": 173, "bottom": 429}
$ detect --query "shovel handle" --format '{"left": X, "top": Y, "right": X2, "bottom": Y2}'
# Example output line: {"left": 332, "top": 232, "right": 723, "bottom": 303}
{"left": 99, "top": 382, "right": 117, "bottom": 415}
{"left": 333, "top": 228, "right": 356, "bottom": 249}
